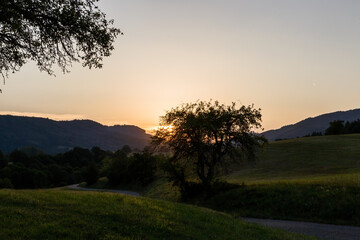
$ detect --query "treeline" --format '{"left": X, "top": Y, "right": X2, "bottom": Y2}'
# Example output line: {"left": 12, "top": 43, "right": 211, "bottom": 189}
{"left": 325, "top": 119, "right": 360, "bottom": 135}
{"left": 0, "top": 146, "right": 159, "bottom": 189}
{"left": 302, "top": 119, "right": 360, "bottom": 138}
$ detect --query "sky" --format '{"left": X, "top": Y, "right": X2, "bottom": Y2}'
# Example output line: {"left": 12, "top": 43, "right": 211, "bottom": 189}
{"left": 1, "top": 0, "right": 360, "bottom": 132}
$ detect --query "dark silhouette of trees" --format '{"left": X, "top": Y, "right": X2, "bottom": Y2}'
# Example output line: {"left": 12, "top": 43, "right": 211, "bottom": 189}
{"left": 325, "top": 119, "right": 360, "bottom": 136}
{"left": 152, "top": 100, "right": 266, "bottom": 198}
{"left": 129, "top": 151, "right": 156, "bottom": 186}
{"left": 9, "top": 149, "right": 30, "bottom": 166}
{"left": 82, "top": 162, "right": 99, "bottom": 186}
{"left": 325, "top": 120, "right": 345, "bottom": 135}
{"left": 0, "top": 150, "right": 7, "bottom": 169}
{"left": 121, "top": 145, "right": 132, "bottom": 155}
{"left": 103, "top": 150, "right": 129, "bottom": 186}
{"left": 344, "top": 119, "right": 360, "bottom": 134}
{"left": 103, "top": 150, "right": 157, "bottom": 187}
{"left": 0, "top": 146, "right": 111, "bottom": 189}
{"left": 0, "top": 0, "right": 121, "bottom": 78}
{"left": 91, "top": 146, "right": 107, "bottom": 163}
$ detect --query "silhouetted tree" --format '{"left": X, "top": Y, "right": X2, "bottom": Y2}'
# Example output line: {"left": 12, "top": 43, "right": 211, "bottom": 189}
{"left": 121, "top": 145, "right": 132, "bottom": 155}
{"left": 9, "top": 149, "right": 30, "bottom": 166}
{"left": 325, "top": 120, "right": 345, "bottom": 135}
{"left": 82, "top": 162, "right": 99, "bottom": 186}
{"left": 0, "top": 0, "right": 121, "bottom": 78}
{"left": 91, "top": 146, "right": 107, "bottom": 163}
{"left": 344, "top": 119, "right": 360, "bottom": 134}
{"left": 62, "top": 147, "right": 92, "bottom": 167}
{"left": 103, "top": 150, "right": 130, "bottom": 186}
{"left": 129, "top": 151, "right": 156, "bottom": 186}
{"left": 152, "top": 100, "right": 266, "bottom": 197}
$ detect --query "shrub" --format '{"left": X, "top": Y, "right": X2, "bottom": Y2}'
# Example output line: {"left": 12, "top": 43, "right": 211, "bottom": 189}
{"left": 0, "top": 178, "right": 13, "bottom": 188}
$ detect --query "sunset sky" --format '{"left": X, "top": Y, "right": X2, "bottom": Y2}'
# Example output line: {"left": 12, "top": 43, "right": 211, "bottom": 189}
{"left": 1, "top": 0, "right": 360, "bottom": 132}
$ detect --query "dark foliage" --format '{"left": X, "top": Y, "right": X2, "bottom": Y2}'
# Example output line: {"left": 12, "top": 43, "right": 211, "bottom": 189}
{"left": 0, "top": 146, "right": 110, "bottom": 189}
{"left": 303, "top": 131, "right": 323, "bottom": 137}
{"left": 0, "top": 0, "right": 120, "bottom": 78}
{"left": 82, "top": 162, "right": 99, "bottom": 186}
{"left": 104, "top": 150, "right": 130, "bottom": 186}
{"left": 344, "top": 119, "right": 360, "bottom": 134}
{"left": 0, "top": 177, "right": 13, "bottom": 188}
{"left": 129, "top": 151, "right": 156, "bottom": 186}
{"left": 325, "top": 119, "right": 360, "bottom": 136}
{"left": 91, "top": 146, "right": 107, "bottom": 163}
{"left": 103, "top": 150, "right": 157, "bottom": 187}
{"left": 0, "top": 150, "right": 7, "bottom": 169}
{"left": 325, "top": 120, "right": 345, "bottom": 135}
{"left": 121, "top": 145, "right": 132, "bottom": 155}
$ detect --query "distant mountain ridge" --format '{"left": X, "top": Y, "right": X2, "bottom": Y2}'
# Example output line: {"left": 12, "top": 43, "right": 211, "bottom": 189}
{"left": 0, "top": 115, "right": 151, "bottom": 153}
{"left": 262, "top": 108, "right": 360, "bottom": 141}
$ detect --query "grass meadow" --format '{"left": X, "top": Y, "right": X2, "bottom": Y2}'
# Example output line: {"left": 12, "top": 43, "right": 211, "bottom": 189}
{"left": 203, "top": 134, "right": 360, "bottom": 226}
{"left": 0, "top": 189, "right": 317, "bottom": 240}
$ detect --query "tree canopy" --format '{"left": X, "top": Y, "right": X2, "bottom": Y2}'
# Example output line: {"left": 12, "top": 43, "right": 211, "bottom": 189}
{"left": 152, "top": 100, "right": 266, "bottom": 197}
{"left": 0, "top": 0, "right": 120, "bottom": 79}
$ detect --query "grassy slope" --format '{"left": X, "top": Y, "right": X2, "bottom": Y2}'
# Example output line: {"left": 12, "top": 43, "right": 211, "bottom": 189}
{"left": 0, "top": 189, "right": 317, "bottom": 240}
{"left": 202, "top": 135, "right": 360, "bottom": 226}
{"left": 226, "top": 134, "right": 360, "bottom": 184}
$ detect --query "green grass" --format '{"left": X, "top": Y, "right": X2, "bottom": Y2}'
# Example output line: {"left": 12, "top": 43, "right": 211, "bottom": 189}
{"left": 0, "top": 189, "right": 317, "bottom": 240}
{"left": 203, "top": 183, "right": 360, "bottom": 226}
{"left": 200, "top": 134, "right": 360, "bottom": 226}
{"left": 226, "top": 134, "right": 360, "bottom": 184}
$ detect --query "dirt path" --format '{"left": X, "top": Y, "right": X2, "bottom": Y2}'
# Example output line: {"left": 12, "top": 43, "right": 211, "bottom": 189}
{"left": 243, "top": 218, "right": 360, "bottom": 240}
{"left": 66, "top": 184, "right": 140, "bottom": 196}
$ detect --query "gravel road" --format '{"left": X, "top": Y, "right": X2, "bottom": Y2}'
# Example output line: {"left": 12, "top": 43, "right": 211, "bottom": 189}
{"left": 243, "top": 218, "right": 360, "bottom": 240}
{"left": 66, "top": 184, "right": 140, "bottom": 196}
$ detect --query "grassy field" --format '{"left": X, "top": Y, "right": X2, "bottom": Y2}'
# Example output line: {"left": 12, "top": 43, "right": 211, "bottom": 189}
{"left": 199, "top": 134, "right": 360, "bottom": 226}
{"left": 226, "top": 134, "right": 360, "bottom": 184}
{"left": 0, "top": 189, "right": 317, "bottom": 240}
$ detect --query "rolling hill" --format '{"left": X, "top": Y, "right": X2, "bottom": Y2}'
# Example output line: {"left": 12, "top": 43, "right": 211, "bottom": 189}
{"left": 226, "top": 134, "right": 360, "bottom": 184}
{"left": 0, "top": 189, "right": 314, "bottom": 240}
{"left": 262, "top": 108, "right": 360, "bottom": 141}
{"left": 0, "top": 115, "right": 151, "bottom": 154}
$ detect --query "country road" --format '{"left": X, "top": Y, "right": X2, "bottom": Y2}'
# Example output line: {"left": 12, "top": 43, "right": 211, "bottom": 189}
{"left": 66, "top": 184, "right": 140, "bottom": 196}
{"left": 243, "top": 218, "right": 360, "bottom": 240}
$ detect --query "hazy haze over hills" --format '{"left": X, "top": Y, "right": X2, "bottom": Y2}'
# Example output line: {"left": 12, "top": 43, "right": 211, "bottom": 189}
{"left": 262, "top": 108, "right": 360, "bottom": 141}
{"left": 0, "top": 115, "right": 150, "bottom": 154}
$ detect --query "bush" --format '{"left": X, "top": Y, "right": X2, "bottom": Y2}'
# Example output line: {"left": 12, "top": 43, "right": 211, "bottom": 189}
{"left": 0, "top": 178, "right": 13, "bottom": 188}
